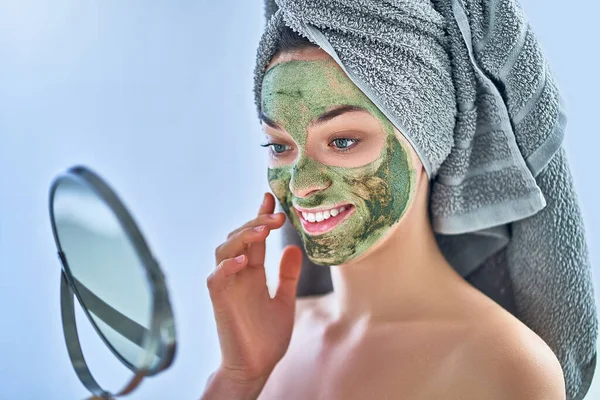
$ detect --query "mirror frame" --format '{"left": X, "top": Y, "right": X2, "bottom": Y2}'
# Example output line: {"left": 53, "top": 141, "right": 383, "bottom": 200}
{"left": 49, "top": 165, "right": 176, "bottom": 399}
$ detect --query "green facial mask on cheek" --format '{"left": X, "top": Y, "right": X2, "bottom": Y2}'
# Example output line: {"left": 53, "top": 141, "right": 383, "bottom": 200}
{"left": 262, "top": 59, "right": 416, "bottom": 266}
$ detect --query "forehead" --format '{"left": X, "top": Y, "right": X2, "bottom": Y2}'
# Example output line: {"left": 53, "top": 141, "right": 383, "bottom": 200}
{"left": 265, "top": 46, "right": 334, "bottom": 70}
{"left": 261, "top": 59, "right": 372, "bottom": 114}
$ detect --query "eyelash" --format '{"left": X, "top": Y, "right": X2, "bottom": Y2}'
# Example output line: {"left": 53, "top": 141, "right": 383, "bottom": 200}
{"left": 260, "top": 138, "right": 361, "bottom": 157}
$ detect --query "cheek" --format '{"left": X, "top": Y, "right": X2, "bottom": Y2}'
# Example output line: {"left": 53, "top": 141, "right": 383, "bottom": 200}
{"left": 329, "top": 155, "right": 385, "bottom": 195}
{"left": 338, "top": 169, "right": 393, "bottom": 225}
{"left": 267, "top": 167, "right": 292, "bottom": 202}
{"left": 331, "top": 136, "right": 412, "bottom": 217}
{"left": 351, "top": 175, "right": 391, "bottom": 205}
{"left": 267, "top": 147, "right": 298, "bottom": 169}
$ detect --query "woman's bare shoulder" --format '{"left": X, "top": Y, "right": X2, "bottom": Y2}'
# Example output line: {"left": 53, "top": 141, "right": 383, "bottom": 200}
{"left": 458, "top": 308, "right": 566, "bottom": 399}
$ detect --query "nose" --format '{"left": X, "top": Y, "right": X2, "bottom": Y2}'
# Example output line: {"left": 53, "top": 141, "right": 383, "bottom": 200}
{"left": 289, "top": 156, "right": 332, "bottom": 199}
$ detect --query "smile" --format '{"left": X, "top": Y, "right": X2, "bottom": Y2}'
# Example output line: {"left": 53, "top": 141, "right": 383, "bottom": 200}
{"left": 293, "top": 203, "right": 355, "bottom": 236}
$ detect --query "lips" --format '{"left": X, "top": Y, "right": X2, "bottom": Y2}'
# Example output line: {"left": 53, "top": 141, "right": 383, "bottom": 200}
{"left": 293, "top": 204, "right": 355, "bottom": 236}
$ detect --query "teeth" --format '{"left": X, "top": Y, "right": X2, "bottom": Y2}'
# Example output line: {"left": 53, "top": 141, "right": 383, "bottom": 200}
{"left": 300, "top": 206, "right": 349, "bottom": 223}
{"left": 315, "top": 211, "right": 324, "bottom": 222}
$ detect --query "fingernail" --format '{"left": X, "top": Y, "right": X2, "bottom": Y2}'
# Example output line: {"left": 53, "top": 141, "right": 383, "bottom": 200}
{"left": 253, "top": 225, "right": 265, "bottom": 232}
{"left": 235, "top": 254, "right": 245, "bottom": 263}
{"left": 269, "top": 213, "right": 279, "bottom": 219}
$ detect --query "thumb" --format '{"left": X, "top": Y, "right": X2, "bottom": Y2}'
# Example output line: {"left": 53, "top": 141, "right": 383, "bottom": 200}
{"left": 274, "top": 245, "right": 303, "bottom": 307}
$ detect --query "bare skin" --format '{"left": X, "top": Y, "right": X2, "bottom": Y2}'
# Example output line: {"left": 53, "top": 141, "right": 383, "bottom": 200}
{"left": 258, "top": 277, "right": 566, "bottom": 399}
{"left": 203, "top": 47, "right": 566, "bottom": 400}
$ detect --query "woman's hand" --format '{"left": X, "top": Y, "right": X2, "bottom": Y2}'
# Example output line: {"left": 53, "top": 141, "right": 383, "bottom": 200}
{"left": 206, "top": 192, "right": 303, "bottom": 388}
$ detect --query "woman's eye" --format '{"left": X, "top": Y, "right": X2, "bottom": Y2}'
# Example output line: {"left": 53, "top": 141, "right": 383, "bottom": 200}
{"left": 271, "top": 143, "right": 288, "bottom": 154}
{"left": 331, "top": 138, "right": 359, "bottom": 151}
{"left": 260, "top": 142, "right": 291, "bottom": 156}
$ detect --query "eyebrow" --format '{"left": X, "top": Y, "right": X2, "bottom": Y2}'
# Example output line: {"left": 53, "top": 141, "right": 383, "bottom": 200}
{"left": 260, "top": 104, "right": 368, "bottom": 130}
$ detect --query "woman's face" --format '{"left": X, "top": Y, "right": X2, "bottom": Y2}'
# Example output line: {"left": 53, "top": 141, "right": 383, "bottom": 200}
{"left": 261, "top": 56, "right": 417, "bottom": 266}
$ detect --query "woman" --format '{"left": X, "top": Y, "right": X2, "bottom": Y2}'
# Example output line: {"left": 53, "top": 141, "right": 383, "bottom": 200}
{"left": 202, "top": 31, "right": 563, "bottom": 400}
{"left": 202, "top": 0, "right": 596, "bottom": 398}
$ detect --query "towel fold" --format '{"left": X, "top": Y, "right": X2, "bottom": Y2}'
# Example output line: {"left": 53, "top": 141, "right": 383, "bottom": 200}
{"left": 253, "top": 1, "right": 597, "bottom": 398}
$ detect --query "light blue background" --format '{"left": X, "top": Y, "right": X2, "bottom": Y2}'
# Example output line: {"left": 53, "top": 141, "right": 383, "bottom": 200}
{"left": 0, "top": 1, "right": 597, "bottom": 399}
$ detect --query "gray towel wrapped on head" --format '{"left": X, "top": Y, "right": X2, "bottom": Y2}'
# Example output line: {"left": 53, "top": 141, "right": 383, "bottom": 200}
{"left": 253, "top": 0, "right": 598, "bottom": 398}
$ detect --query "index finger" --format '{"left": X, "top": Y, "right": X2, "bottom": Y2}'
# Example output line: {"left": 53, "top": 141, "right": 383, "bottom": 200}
{"left": 247, "top": 192, "right": 276, "bottom": 267}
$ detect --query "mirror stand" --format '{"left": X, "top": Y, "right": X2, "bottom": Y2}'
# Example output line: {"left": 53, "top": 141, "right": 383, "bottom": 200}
{"left": 61, "top": 271, "right": 145, "bottom": 400}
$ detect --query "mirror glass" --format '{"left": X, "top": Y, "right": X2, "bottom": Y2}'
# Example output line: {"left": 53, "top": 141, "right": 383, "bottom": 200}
{"left": 52, "top": 177, "right": 157, "bottom": 371}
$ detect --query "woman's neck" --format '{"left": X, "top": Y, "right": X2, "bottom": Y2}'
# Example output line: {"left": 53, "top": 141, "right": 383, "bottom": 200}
{"left": 328, "top": 178, "right": 466, "bottom": 326}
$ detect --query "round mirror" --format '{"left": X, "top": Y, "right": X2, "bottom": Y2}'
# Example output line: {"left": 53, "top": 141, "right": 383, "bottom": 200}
{"left": 49, "top": 166, "right": 176, "bottom": 399}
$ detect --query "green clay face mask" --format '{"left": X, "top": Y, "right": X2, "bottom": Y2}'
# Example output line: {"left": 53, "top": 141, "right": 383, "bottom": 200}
{"left": 261, "top": 59, "right": 416, "bottom": 266}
